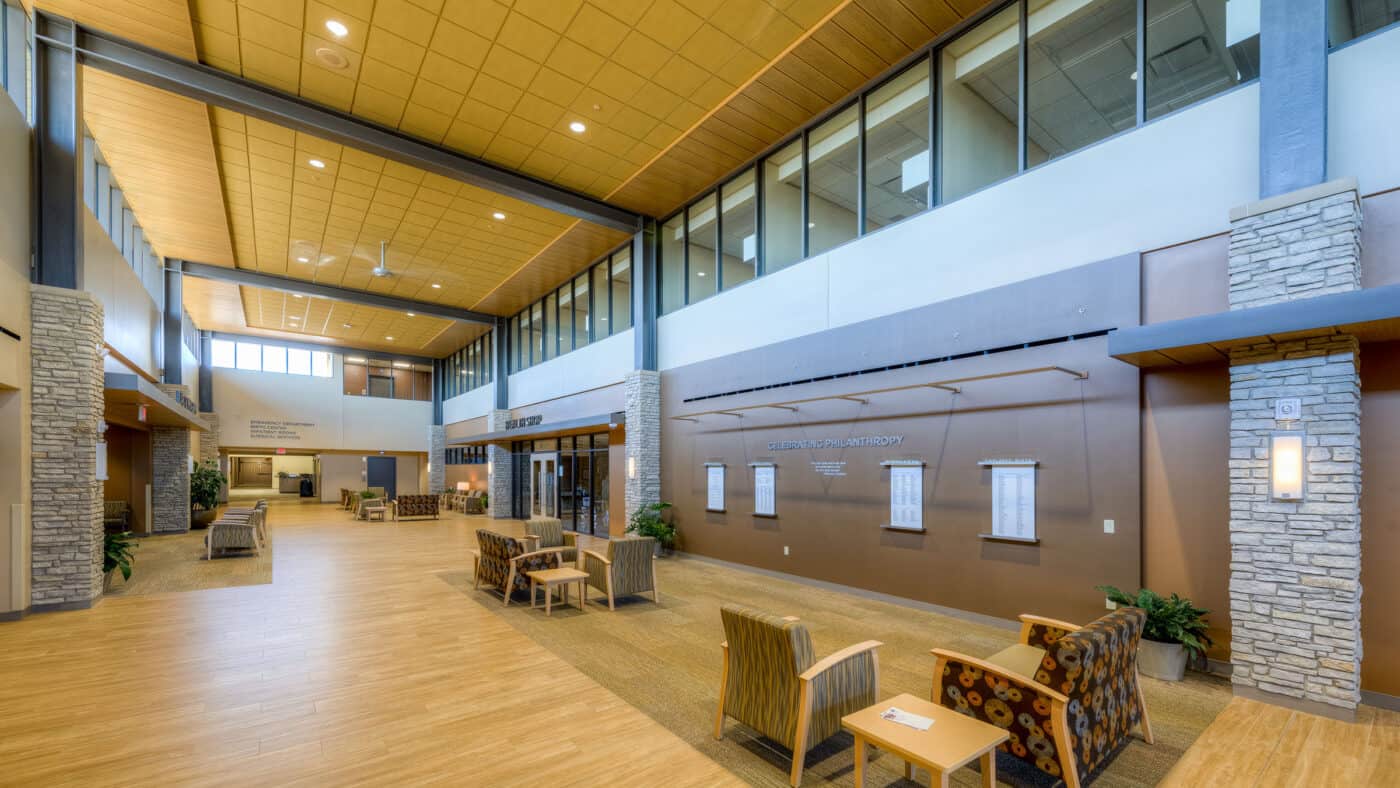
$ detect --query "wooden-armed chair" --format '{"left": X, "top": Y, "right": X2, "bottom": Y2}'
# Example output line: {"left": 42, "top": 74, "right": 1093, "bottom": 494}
{"left": 581, "top": 537, "right": 658, "bottom": 610}
{"left": 206, "top": 504, "right": 266, "bottom": 559}
{"left": 930, "top": 607, "right": 1153, "bottom": 788}
{"left": 473, "top": 529, "right": 566, "bottom": 606}
{"left": 525, "top": 518, "right": 577, "bottom": 565}
{"left": 714, "top": 604, "right": 882, "bottom": 786}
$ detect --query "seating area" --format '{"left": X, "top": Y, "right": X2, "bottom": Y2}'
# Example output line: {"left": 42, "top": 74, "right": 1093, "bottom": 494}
{"left": 392, "top": 494, "right": 439, "bottom": 521}
{"left": 205, "top": 499, "right": 268, "bottom": 559}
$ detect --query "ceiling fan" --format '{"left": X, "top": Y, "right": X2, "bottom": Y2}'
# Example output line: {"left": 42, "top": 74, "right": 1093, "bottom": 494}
{"left": 371, "top": 240, "right": 394, "bottom": 278}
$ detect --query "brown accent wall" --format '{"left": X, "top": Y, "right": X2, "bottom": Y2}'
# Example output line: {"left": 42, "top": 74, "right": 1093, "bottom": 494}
{"left": 1360, "top": 341, "right": 1400, "bottom": 697}
{"left": 1141, "top": 363, "right": 1231, "bottom": 660}
{"left": 1361, "top": 189, "right": 1400, "bottom": 288}
{"left": 445, "top": 415, "right": 487, "bottom": 441}
{"left": 662, "top": 337, "right": 1142, "bottom": 626}
{"left": 343, "top": 363, "right": 367, "bottom": 396}
{"left": 103, "top": 425, "right": 152, "bottom": 535}
{"left": 1142, "top": 234, "right": 1229, "bottom": 324}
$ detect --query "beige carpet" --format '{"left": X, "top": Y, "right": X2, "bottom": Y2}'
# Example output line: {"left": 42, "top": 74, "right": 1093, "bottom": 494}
{"left": 444, "top": 555, "right": 1230, "bottom": 787}
{"left": 105, "top": 524, "right": 272, "bottom": 597}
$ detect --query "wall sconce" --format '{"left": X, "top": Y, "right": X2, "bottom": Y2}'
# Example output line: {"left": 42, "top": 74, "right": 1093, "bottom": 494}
{"left": 627, "top": 455, "right": 636, "bottom": 480}
{"left": 487, "top": 460, "right": 494, "bottom": 475}
{"left": 1271, "top": 431, "right": 1305, "bottom": 501}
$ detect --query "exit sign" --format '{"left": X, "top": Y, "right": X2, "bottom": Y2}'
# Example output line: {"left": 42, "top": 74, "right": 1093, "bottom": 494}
{"left": 275, "top": 448, "right": 287, "bottom": 455}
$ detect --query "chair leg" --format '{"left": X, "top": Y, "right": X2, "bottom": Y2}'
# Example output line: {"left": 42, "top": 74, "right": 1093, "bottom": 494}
{"left": 503, "top": 567, "right": 515, "bottom": 607}
{"left": 713, "top": 643, "right": 730, "bottom": 740}
{"left": 790, "top": 681, "right": 813, "bottom": 787}
{"left": 1051, "top": 700, "right": 1081, "bottom": 788}
{"left": 606, "top": 572, "right": 615, "bottom": 611}
{"left": 1135, "top": 669, "right": 1155, "bottom": 744}
{"left": 652, "top": 560, "right": 660, "bottom": 603}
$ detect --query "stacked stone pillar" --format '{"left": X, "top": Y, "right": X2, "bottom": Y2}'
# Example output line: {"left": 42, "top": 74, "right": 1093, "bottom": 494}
{"left": 152, "top": 384, "right": 193, "bottom": 534}
{"left": 624, "top": 370, "right": 661, "bottom": 520}
{"left": 29, "top": 286, "right": 105, "bottom": 609}
{"left": 428, "top": 425, "right": 446, "bottom": 494}
{"left": 1226, "top": 178, "right": 1364, "bottom": 717}
{"left": 485, "top": 409, "right": 512, "bottom": 519}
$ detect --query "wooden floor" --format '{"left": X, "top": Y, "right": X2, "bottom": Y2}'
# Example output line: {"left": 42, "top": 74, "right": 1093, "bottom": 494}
{"left": 1160, "top": 695, "right": 1399, "bottom": 787}
{"left": 0, "top": 502, "right": 739, "bottom": 786}
{"left": 0, "top": 501, "right": 1395, "bottom": 786}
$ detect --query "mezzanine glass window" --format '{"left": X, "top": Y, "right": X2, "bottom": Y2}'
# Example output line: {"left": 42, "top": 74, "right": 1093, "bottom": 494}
{"left": 807, "top": 104, "right": 859, "bottom": 256}
{"left": 864, "top": 59, "right": 931, "bottom": 230}
{"left": 762, "top": 139, "right": 804, "bottom": 274}
{"left": 719, "top": 169, "right": 756, "bottom": 289}
{"left": 1328, "top": 0, "right": 1400, "bottom": 46}
{"left": 590, "top": 259, "right": 610, "bottom": 337}
{"left": 941, "top": 2, "right": 1022, "bottom": 202}
{"left": 687, "top": 193, "right": 718, "bottom": 304}
{"left": 611, "top": 249, "right": 633, "bottom": 332}
{"left": 660, "top": 213, "right": 685, "bottom": 314}
{"left": 1146, "top": 0, "right": 1258, "bottom": 120}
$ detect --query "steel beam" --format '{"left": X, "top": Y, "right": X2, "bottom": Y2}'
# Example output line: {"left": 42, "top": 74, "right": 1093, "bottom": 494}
{"left": 491, "top": 316, "right": 509, "bottom": 410}
{"left": 45, "top": 12, "right": 644, "bottom": 233}
{"left": 1259, "top": 0, "right": 1328, "bottom": 197}
{"left": 174, "top": 260, "right": 497, "bottom": 326}
{"left": 163, "top": 260, "right": 184, "bottom": 384}
{"left": 198, "top": 331, "right": 214, "bottom": 412}
{"left": 632, "top": 219, "right": 657, "bottom": 371}
{"left": 33, "top": 13, "right": 84, "bottom": 289}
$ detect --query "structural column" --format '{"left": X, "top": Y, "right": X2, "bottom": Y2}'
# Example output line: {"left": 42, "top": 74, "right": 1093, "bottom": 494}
{"left": 1226, "top": 178, "right": 1364, "bottom": 717}
{"left": 485, "top": 409, "right": 512, "bottom": 519}
{"left": 624, "top": 370, "right": 661, "bottom": 520}
{"left": 152, "top": 383, "right": 193, "bottom": 534}
{"left": 428, "top": 425, "right": 445, "bottom": 494}
{"left": 29, "top": 286, "right": 104, "bottom": 609}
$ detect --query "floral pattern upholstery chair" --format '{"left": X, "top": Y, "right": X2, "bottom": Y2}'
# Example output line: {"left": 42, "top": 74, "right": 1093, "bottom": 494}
{"left": 525, "top": 518, "right": 576, "bottom": 565}
{"left": 930, "top": 607, "right": 1152, "bottom": 788}
{"left": 474, "top": 529, "right": 563, "bottom": 606}
{"left": 393, "top": 494, "right": 439, "bottom": 520}
{"left": 714, "top": 604, "right": 882, "bottom": 786}
{"left": 103, "top": 501, "right": 131, "bottom": 532}
{"left": 581, "top": 537, "right": 658, "bottom": 610}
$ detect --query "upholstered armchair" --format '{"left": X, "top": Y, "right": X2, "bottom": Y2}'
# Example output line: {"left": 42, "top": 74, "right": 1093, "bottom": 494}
{"left": 474, "top": 529, "right": 564, "bottom": 606}
{"left": 714, "top": 604, "right": 882, "bottom": 786}
{"left": 581, "top": 537, "right": 657, "bottom": 610}
{"left": 462, "top": 491, "right": 485, "bottom": 514}
{"left": 103, "top": 501, "right": 130, "bottom": 532}
{"left": 206, "top": 506, "right": 265, "bottom": 559}
{"left": 393, "top": 494, "right": 439, "bottom": 520}
{"left": 525, "top": 518, "right": 577, "bottom": 565}
{"left": 930, "top": 607, "right": 1152, "bottom": 788}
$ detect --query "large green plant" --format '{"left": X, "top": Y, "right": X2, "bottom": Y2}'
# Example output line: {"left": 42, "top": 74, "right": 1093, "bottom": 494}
{"left": 627, "top": 502, "right": 676, "bottom": 549}
{"left": 104, "top": 531, "right": 138, "bottom": 581}
{"left": 190, "top": 460, "right": 226, "bottom": 512}
{"left": 1098, "top": 585, "right": 1213, "bottom": 659}
{"left": 359, "top": 490, "right": 379, "bottom": 500}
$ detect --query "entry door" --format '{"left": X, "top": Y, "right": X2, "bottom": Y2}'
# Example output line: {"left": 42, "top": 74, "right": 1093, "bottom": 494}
{"left": 366, "top": 456, "right": 397, "bottom": 500}
{"left": 529, "top": 452, "right": 558, "bottom": 518}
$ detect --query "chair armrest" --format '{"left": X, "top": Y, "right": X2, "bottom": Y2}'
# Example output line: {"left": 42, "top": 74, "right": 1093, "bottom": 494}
{"left": 928, "top": 648, "right": 1068, "bottom": 704}
{"left": 581, "top": 549, "right": 611, "bottom": 567}
{"left": 1019, "top": 614, "right": 1080, "bottom": 633}
{"left": 563, "top": 532, "right": 578, "bottom": 547}
{"left": 799, "top": 640, "right": 883, "bottom": 682}
{"left": 512, "top": 547, "right": 568, "bottom": 564}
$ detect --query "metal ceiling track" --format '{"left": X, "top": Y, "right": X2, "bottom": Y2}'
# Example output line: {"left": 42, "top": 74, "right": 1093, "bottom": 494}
{"left": 670, "top": 366, "right": 1089, "bottom": 421}
{"left": 173, "top": 260, "right": 497, "bottom": 326}
{"left": 37, "top": 12, "right": 645, "bottom": 233}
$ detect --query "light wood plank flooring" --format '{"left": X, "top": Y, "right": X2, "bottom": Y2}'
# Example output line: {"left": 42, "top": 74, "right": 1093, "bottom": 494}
{"left": 1160, "top": 695, "right": 1399, "bottom": 787}
{"left": 0, "top": 502, "right": 739, "bottom": 786}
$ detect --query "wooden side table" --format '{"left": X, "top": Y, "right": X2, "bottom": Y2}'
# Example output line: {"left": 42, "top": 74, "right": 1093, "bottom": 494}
{"left": 841, "top": 692, "right": 1008, "bottom": 788}
{"left": 525, "top": 567, "right": 588, "bottom": 616}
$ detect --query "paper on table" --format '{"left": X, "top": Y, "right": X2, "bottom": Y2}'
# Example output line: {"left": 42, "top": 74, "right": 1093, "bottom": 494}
{"left": 879, "top": 707, "right": 934, "bottom": 731}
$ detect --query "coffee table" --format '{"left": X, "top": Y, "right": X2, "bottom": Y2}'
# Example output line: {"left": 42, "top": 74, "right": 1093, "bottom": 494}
{"left": 841, "top": 692, "right": 1008, "bottom": 788}
{"left": 526, "top": 567, "right": 588, "bottom": 616}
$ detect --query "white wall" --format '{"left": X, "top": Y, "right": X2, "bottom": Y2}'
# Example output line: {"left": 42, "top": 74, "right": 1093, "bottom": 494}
{"left": 660, "top": 83, "right": 1261, "bottom": 370}
{"left": 1329, "top": 25, "right": 1400, "bottom": 196}
{"left": 82, "top": 211, "right": 162, "bottom": 378}
{"left": 215, "top": 356, "right": 431, "bottom": 453}
{"left": 507, "top": 328, "right": 633, "bottom": 409}
{"left": 443, "top": 382, "right": 494, "bottom": 424}
{"left": 0, "top": 90, "right": 30, "bottom": 614}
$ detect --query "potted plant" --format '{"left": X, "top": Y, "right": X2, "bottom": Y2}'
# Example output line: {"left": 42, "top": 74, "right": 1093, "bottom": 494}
{"left": 190, "top": 460, "right": 227, "bottom": 528}
{"left": 1098, "top": 585, "right": 1212, "bottom": 681}
{"left": 104, "top": 531, "right": 138, "bottom": 591}
{"left": 627, "top": 502, "right": 676, "bottom": 556}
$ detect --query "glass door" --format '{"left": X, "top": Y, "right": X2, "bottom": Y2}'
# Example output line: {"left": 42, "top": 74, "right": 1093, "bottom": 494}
{"left": 529, "top": 452, "right": 558, "bottom": 519}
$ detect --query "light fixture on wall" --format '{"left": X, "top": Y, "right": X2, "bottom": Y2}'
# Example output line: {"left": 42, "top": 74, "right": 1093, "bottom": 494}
{"left": 627, "top": 455, "right": 636, "bottom": 480}
{"left": 1270, "top": 431, "right": 1305, "bottom": 501}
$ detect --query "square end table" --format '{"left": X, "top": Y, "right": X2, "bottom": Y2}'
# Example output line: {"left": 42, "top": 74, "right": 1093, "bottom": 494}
{"left": 841, "top": 692, "right": 1009, "bottom": 788}
{"left": 525, "top": 567, "right": 589, "bottom": 616}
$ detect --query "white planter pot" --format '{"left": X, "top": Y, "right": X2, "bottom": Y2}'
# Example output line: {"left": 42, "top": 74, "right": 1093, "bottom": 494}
{"left": 1138, "top": 639, "right": 1187, "bottom": 681}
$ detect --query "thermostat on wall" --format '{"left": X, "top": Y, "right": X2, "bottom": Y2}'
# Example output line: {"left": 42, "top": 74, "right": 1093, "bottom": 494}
{"left": 1275, "top": 398, "right": 1302, "bottom": 421}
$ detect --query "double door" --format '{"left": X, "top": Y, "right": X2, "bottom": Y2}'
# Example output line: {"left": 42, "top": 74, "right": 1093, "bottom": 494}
{"left": 517, "top": 444, "right": 609, "bottom": 536}
{"left": 529, "top": 452, "right": 558, "bottom": 519}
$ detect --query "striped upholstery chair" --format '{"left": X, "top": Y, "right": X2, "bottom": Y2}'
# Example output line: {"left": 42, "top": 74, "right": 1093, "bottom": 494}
{"left": 474, "top": 529, "right": 564, "bottom": 606}
{"left": 525, "top": 518, "right": 576, "bottom": 565}
{"left": 393, "top": 494, "right": 439, "bottom": 520}
{"left": 930, "top": 607, "right": 1152, "bottom": 788}
{"left": 714, "top": 604, "right": 882, "bottom": 786}
{"left": 205, "top": 504, "right": 266, "bottom": 559}
{"left": 581, "top": 537, "right": 657, "bottom": 610}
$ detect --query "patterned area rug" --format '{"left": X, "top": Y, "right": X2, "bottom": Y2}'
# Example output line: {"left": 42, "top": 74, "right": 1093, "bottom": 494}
{"left": 441, "top": 555, "right": 1229, "bottom": 787}
{"left": 105, "top": 525, "right": 272, "bottom": 596}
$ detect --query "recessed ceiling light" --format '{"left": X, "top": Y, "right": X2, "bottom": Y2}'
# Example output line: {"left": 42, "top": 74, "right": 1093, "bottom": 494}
{"left": 314, "top": 47, "right": 349, "bottom": 70}
{"left": 385, "top": 336, "right": 394, "bottom": 341}
{"left": 325, "top": 19, "right": 349, "bottom": 38}
{"left": 1129, "top": 70, "right": 1138, "bottom": 81}
{"left": 293, "top": 293, "right": 304, "bottom": 298}
{"left": 406, "top": 312, "right": 416, "bottom": 317}
{"left": 696, "top": 271, "right": 706, "bottom": 277}
{"left": 296, "top": 256, "right": 309, "bottom": 263}
{"left": 808, "top": 222, "right": 816, "bottom": 228}
{"left": 492, "top": 211, "right": 506, "bottom": 220}
{"left": 308, "top": 158, "right": 326, "bottom": 169}
{"left": 568, "top": 121, "right": 586, "bottom": 133}
{"left": 460, "top": 370, "right": 467, "bottom": 375}
{"left": 431, "top": 283, "right": 441, "bottom": 289}
{"left": 342, "top": 323, "right": 353, "bottom": 329}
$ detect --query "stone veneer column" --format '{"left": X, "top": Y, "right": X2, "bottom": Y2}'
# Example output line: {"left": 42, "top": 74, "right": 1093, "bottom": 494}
{"left": 485, "top": 409, "right": 512, "bottom": 519}
{"left": 428, "top": 425, "right": 446, "bottom": 494}
{"left": 152, "top": 384, "right": 192, "bottom": 534}
{"left": 29, "top": 285, "right": 104, "bottom": 609}
{"left": 1226, "top": 178, "right": 1363, "bottom": 717}
{"left": 197, "top": 412, "right": 219, "bottom": 463}
{"left": 624, "top": 369, "right": 661, "bottom": 520}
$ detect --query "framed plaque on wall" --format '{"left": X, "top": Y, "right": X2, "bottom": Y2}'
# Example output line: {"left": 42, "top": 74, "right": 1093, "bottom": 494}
{"left": 880, "top": 459, "right": 925, "bottom": 532}
{"left": 978, "top": 459, "right": 1039, "bottom": 544}
{"left": 705, "top": 462, "right": 725, "bottom": 513}
{"left": 749, "top": 462, "right": 776, "bottom": 517}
